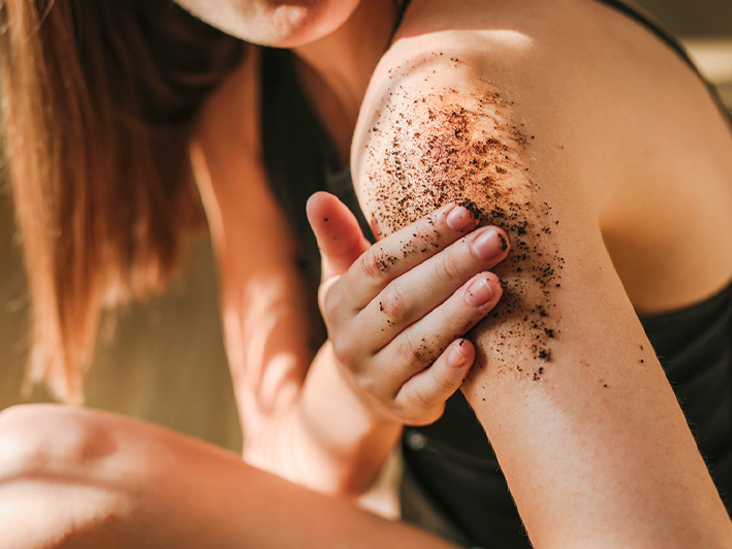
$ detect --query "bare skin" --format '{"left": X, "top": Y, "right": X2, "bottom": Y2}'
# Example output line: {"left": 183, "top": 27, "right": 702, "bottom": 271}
{"left": 0, "top": 405, "right": 464, "bottom": 549}
{"left": 2, "top": 0, "right": 732, "bottom": 548}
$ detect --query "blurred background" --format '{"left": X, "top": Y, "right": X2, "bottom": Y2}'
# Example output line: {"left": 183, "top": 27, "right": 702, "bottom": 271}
{"left": 0, "top": 0, "right": 731, "bottom": 455}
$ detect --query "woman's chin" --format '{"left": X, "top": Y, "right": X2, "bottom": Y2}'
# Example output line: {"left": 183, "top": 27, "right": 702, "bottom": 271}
{"left": 174, "top": 0, "right": 361, "bottom": 48}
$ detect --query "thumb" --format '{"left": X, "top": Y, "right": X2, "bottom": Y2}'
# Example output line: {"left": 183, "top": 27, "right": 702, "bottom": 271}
{"left": 306, "top": 192, "right": 371, "bottom": 281}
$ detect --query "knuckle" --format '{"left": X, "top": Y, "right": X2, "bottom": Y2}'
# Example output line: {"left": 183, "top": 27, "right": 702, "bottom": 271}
{"left": 408, "top": 384, "right": 435, "bottom": 411}
{"left": 420, "top": 210, "right": 446, "bottom": 240}
{"left": 435, "top": 252, "right": 469, "bottom": 287}
{"left": 331, "top": 335, "right": 356, "bottom": 367}
{"left": 410, "top": 403, "right": 445, "bottom": 426}
{"left": 354, "top": 374, "right": 380, "bottom": 399}
{"left": 407, "top": 228, "right": 432, "bottom": 254}
{"left": 402, "top": 223, "right": 445, "bottom": 261}
{"left": 451, "top": 308, "right": 479, "bottom": 339}
{"left": 432, "top": 367, "right": 458, "bottom": 391}
{"left": 378, "top": 283, "right": 409, "bottom": 321}
{"left": 438, "top": 299, "right": 465, "bottom": 331}
{"left": 394, "top": 332, "right": 429, "bottom": 368}
{"left": 321, "top": 289, "right": 343, "bottom": 323}
{"left": 359, "top": 249, "right": 393, "bottom": 280}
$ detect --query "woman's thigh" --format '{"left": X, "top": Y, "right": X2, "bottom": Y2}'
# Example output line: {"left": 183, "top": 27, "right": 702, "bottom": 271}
{"left": 0, "top": 404, "right": 459, "bottom": 549}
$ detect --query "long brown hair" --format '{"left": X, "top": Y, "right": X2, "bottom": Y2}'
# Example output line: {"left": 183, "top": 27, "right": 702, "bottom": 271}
{"left": 0, "top": 0, "right": 245, "bottom": 403}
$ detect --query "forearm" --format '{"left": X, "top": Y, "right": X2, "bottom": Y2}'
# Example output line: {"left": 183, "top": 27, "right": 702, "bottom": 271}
{"left": 243, "top": 343, "right": 402, "bottom": 497}
{"left": 461, "top": 264, "right": 731, "bottom": 548}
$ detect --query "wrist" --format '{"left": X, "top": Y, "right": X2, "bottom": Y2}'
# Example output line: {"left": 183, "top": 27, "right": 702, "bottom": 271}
{"left": 294, "top": 342, "right": 402, "bottom": 494}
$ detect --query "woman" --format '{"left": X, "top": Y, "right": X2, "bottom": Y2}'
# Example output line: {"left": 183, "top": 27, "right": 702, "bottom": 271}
{"left": 0, "top": 1, "right": 510, "bottom": 546}
{"left": 1, "top": 0, "right": 732, "bottom": 548}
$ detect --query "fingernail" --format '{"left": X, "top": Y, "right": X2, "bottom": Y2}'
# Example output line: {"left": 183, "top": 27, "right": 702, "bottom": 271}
{"left": 471, "top": 228, "right": 505, "bottom": 260}
{"left": 446, "top": 205, "right": 475, "bottom": 232}
{"left": 447, "top": 341, "right": 469, "bottom": 368}
{"left": 465, "top": 277, "right": 493, "bottom": 307}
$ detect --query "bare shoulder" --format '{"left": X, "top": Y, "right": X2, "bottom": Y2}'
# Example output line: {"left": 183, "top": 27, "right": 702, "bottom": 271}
{"left": 353, "top": 0, "right": 726, "bottom": 202}
{"left": 353, "top": 0, "right": 732, "bottom": 313}
{"left": 352, "top": 0, "right": 595, "bottom": 221}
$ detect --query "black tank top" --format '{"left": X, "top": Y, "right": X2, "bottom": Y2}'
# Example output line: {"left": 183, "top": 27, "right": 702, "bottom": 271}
{"left": 259, "top": 2, "right": 732, "bottom": 547}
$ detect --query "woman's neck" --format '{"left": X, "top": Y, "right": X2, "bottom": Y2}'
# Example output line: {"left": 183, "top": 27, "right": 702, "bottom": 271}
{"left": 292, "top": 0, "right": 398, "bottom": 163}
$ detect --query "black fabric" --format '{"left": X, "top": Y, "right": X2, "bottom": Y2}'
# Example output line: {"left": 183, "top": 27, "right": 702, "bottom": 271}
{"left": 258, "top": 1, "right": 732, "bottom": 548}
{"left": 640, "top": 280, "right": 732, "bottom": 508}
{"left": 259, "top": 48, "right": 373, "bottom": 245}
{"left": 259, "top": 47, "right": 372, "bottom": 350}
{"left": 260, "top": 47, "right": 326, "bottom": 303}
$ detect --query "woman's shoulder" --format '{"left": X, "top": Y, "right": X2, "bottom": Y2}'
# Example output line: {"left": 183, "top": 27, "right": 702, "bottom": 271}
{"left": 353, "top": 1, "right": 608, "bottom": 220}
{"left": 353, "top": 0, "right": 732, "bottom": 313}
{"left": 364, "top": 0, "right": 724, "bottom": 142}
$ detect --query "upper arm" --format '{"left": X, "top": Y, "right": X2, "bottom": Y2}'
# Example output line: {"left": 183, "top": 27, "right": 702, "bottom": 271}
{"left": 352, "top": 30, "right": 608, "bottom": 385}
{"left": 351, "top": 28, "right": 730, "bottom": 548}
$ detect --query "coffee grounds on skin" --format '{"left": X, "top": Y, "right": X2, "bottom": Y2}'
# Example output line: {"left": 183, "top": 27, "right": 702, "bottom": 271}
{"left": 359, "top": 56, "right": 564, "bottom": 382}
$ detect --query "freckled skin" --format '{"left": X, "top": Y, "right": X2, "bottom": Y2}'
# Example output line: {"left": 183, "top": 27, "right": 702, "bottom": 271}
{"left": 359, "top": 56, "right": 563, "bottom": 382}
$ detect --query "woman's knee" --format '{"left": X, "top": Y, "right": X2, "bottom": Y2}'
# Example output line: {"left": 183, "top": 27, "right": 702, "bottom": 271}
{"left": 0, "top": 404, "right": 119, "bottom": 480}
{"left": 0, "top": 405, "right": 136, "bottom": 548}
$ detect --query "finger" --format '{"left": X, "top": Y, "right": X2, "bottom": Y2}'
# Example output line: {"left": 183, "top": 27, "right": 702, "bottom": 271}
{"left": 364, "top": 226, "right": 509, "bottom": 346}
{"left": 393, "top": 338, "right": 476, "bottom": 425}
{"left": 336, "top": 202, "right": 479, "bottom": 312}
{"left": 374, "top": 272, "right": 502, "bottom": 390}
{"left": 306, "top": 192, "right": 371, "bottom": 281}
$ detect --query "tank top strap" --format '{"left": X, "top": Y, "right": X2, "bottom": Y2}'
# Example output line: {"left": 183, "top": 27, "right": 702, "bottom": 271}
{"left": 596, "top": 0, "right": 731, "bottom": 127}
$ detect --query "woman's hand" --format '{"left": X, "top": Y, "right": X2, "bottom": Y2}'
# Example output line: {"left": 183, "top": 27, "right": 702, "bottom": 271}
{"left": 307, "top": 192, "right": 509, "bottom": 427}
{"left": 242, "top": 192, "right": 508, "bottom": 497}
